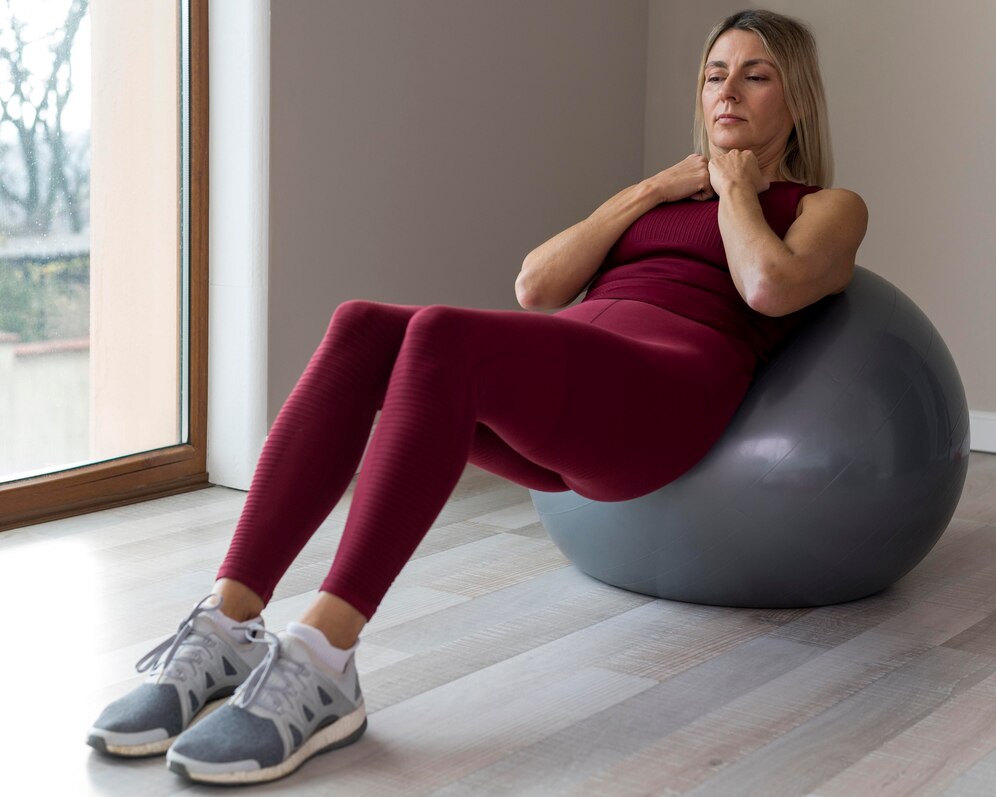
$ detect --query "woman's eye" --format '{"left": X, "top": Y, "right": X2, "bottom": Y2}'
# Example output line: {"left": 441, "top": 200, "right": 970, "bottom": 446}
{"left": 706, "top": 74, "right": 768, "bottom": 83}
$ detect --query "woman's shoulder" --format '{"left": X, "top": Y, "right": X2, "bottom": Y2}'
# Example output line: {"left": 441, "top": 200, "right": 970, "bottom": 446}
{"left": 794, "top": 185, "right": 867, "bottom": 223}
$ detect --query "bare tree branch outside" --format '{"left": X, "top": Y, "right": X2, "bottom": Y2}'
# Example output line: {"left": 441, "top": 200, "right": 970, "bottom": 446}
{"left": 0, "top": 0, "right": 90, "bottom": 342}
{"left": 0, "top": 0, "right": 89, "bottom": 235}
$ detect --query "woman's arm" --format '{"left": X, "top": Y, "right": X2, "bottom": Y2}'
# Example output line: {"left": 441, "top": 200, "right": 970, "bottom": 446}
{"left": 710, "top": 150, "right": 868, "bottom": 318}
{"left": 516, "top": 155, "right": 714, "bottom": 311}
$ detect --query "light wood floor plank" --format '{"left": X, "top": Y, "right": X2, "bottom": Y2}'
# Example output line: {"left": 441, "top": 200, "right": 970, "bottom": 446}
{"left": 471, "top": 500, "right": 547, "bottom": 530}
{"left": 937, "top": 747, "right": 996, "bottom": 797}
{"left": 2, "top": 456, "right": 993, "bottom": 796}
{"left": 392, "top": 531, "right": 569, "bottom": 598}
{"left": 364, "top": 576, "right": 651, "bottom": 713}
{"left": 676, "top": 647, "right": 995, "bottom": 797}
{"left": 810, "top": 668, "right": 996, "bottom": 796}
{"left": 365, "top": 565, "right": 643, "bottom": 654}
{"left": 428, "top": 634, "right": 826, "bottom": 797}
{"left": 292, "top": 659, "right": 658, "bottom": 795}
{"left": 559, "top": 608, "right": 994, "bottom": 796}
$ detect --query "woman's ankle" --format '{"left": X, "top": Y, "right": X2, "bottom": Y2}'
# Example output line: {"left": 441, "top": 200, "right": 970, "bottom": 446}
{"left": 212, "top": 578, "right": 266, "bottom": 622}
{"left": 298, "top": 591, "right": 367, "bottom": 650}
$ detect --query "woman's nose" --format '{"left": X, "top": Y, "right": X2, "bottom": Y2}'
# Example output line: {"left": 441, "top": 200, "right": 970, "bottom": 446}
{"left": 720, "top": 77, "right": 739, "bottom": 102}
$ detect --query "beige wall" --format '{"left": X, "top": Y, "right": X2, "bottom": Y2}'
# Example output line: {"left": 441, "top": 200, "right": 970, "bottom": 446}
{"left": 646, "top": 0, "right": 996, "bottom": 417}
{"left": 268, "top": 0, "right": 649, "bottom": 420}
{"left": 269, "top": 0, "right": 995, "bottom": 427}
{"left": 644, "top": 0, "right": 742, "bottom": 175}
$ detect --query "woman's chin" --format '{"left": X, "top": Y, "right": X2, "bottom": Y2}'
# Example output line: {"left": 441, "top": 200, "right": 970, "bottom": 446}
{"left": 710, "top": 134, "right": 751, "bottom": 152}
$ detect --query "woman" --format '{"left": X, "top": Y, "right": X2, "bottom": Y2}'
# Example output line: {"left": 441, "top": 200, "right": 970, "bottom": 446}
{"left": 88, "top": 9, "right": 867, "bottom": 785}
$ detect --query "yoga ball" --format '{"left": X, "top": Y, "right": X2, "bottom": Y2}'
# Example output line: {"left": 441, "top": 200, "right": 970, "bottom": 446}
{"left": 530, "top": 266, "right": 970, "bottom": 607}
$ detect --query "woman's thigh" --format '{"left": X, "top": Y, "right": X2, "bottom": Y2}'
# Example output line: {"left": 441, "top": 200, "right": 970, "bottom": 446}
{"left": 457, "top": 299, "right": 754, "bottom": 501}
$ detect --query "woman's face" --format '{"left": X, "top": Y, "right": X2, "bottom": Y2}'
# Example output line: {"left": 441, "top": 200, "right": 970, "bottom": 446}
{"left": 702, "top": 29, "right": 794, "bottom": 161}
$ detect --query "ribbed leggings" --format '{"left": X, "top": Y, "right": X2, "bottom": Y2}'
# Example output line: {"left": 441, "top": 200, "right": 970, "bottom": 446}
{"left": 217, "top": 297, "right": 755, "bottom": 620}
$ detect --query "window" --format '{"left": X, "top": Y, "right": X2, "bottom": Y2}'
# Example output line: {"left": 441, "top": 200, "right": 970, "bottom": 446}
{"left": 0, "top": 0, "right": 208, "bottom": 531}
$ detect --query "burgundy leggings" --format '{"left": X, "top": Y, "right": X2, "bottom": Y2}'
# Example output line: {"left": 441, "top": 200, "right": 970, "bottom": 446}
{"left": 217, "top": 298, "right": 754, "bottom": 620}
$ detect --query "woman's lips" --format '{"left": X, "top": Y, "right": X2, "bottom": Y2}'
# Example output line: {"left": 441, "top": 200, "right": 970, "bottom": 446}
{"left": 717, "top": 115, "right": 746, "bottom": 123}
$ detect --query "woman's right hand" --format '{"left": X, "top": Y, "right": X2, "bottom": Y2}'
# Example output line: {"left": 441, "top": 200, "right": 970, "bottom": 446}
{"left": 518, "top": 157, "right": 711, "bottom": 309}
{"left": 646, "top": 154, "right": 715, "bottom": 203}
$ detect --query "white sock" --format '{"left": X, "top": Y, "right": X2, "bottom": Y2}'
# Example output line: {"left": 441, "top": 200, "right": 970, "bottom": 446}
{"left": 208, "top": 605, "right": 263, "bottom": 645}
{"left": 286, "top": 622, "right": 358, "bottom": 673}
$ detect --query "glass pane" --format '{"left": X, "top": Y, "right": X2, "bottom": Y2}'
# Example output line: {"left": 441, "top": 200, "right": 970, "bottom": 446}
{"left": 0, "top": 0, "right": 184, "bottom": 484}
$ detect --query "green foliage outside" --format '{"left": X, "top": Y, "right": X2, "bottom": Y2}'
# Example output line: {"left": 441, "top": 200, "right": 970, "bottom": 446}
{"left": 0, "top": 256, "right": 90, "bottom": 342}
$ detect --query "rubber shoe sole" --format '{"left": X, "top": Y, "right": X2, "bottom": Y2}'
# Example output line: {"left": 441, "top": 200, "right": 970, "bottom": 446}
{"left": 168, "top": 704, "right": 367, "bottom": 785}
{"left": 86, "top": 697, "right": 229, "bottom": 758}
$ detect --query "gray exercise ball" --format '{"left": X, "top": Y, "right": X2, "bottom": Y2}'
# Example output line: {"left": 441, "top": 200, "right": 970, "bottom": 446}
{"left": 530, "top": 266, "right": 970, "bottom": 607}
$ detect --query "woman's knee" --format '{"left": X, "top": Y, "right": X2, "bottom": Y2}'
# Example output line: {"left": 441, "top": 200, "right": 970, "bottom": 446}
{"left": 328, "top": 299, "right": 386, "bottom": 333}
{"left": 409, "top": 303, "right": 464, "bottom": 329}
{"left": 405, "top": 305, "right": 472, "bottom": 351}
{"left": 325, "top": 299, "right": 423, "bottom": 345}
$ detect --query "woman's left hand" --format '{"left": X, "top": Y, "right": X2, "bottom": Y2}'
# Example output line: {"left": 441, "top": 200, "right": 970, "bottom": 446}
{"left": 708, "top": 149, "right": 770, "bottom": 197}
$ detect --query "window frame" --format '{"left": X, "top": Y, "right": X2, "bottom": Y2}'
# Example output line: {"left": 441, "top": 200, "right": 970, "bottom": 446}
{"left": 0, "top": 0, "right": 210, "bottom": 532}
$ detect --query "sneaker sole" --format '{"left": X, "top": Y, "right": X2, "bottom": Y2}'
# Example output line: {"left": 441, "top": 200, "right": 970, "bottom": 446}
{"left": 86, "top": 697, "right": 229, "bottom": 758}
{"left": 168, "top": 704, "right": 367, "bottom": 784}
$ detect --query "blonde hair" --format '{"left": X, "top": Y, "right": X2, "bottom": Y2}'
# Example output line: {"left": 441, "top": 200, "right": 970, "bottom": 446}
{"left": 692, "top": 9, "right": 833, "bottom": 187}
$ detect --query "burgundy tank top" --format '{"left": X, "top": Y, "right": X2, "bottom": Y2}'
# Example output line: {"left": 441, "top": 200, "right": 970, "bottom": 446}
{"left": 582, "top": 181, "right": 823, "bottom": 363}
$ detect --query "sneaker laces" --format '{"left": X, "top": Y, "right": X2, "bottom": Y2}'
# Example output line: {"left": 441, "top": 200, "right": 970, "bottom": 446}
{"left": 231, "top": 626, "right": 310, "bottom": 714}
{"left": 134, "top": 594, "right": 226, "bottom": 681}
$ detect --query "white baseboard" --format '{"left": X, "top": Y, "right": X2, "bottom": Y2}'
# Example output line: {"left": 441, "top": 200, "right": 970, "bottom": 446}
{"left": 971, "top": 411, "right": 996, "bottom": 453}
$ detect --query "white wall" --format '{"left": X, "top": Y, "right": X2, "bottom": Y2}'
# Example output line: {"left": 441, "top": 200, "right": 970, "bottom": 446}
{"left": 207, "top": 0, "right": 270, "bottom": 489}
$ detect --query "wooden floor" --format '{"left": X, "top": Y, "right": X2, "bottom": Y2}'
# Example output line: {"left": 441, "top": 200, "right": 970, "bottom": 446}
{"left": 2, "top": 454, "right": 995, "bottom": 796}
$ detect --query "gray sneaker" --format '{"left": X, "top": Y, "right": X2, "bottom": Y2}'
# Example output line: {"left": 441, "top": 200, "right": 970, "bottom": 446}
{"left": 166, "top": 626, "right": 367, "bottom": 785}
{"left": 86, "top": 595, "right": 267, "bottom": 757}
